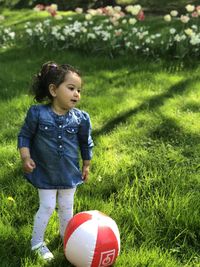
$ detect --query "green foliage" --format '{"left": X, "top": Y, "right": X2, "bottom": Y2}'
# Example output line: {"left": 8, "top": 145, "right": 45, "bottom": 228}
{"left": 0, "top": 0, "right": 198, "bottom": 12}
{"left": 0, "top": 0, "right": 97, "bottom": 10}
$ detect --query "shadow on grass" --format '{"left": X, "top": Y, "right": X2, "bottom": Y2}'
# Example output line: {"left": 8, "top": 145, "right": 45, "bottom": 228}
{"left": 93, "top": 76, "right": 200, "bottom": 138}
{"left": 0, "top": 45, "right": 199, "bottom": 101}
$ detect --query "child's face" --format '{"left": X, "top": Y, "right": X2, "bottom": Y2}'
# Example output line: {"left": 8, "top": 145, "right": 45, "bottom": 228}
{"left": 50, "top": 71, "right": 82, "bottom": 112}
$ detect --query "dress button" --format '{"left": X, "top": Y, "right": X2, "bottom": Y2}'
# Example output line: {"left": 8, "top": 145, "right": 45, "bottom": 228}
{"left": 58, "top": 135, "right": 62, "bottom": 139}
{"left": 59, "top": 125, "right": 62, "bottom": 128}
{"left": 45, "top": 126, "right": 48, "bottom": 130}
{"left": 59, "top": 145, "right": 62, "bottom": 148}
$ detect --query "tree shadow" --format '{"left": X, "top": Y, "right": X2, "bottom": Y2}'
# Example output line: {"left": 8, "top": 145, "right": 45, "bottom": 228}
{"left": 0, "top": 45, "right": 199, "bottom": 102}
{"left": 93, "top": 76, "right": 200, "bottom": 138}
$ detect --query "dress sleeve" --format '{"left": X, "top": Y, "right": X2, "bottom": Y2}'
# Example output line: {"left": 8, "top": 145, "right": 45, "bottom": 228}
{"left": 17, "top": 105, "right": 39, "bottom": 148}
{"left": 78, "top": 111, "right": 94, "bottom": 160}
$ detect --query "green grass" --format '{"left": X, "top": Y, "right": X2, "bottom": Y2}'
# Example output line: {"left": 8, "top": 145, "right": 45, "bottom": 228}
{"left": 1, "top": 9, "right": 200, "bottom": 267}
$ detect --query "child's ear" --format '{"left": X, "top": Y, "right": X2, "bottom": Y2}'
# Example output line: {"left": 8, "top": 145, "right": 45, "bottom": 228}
{"left": 49, "top": 84, "right": 57, "bottom": 97}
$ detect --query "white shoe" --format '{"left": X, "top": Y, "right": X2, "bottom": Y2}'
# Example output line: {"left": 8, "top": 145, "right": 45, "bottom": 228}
{"left": 32, "top": 242, "right": 54, "bottom": 261}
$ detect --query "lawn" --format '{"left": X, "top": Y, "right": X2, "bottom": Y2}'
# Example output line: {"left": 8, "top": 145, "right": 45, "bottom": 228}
{"left": 0, "top": 9, "right": 200, "bottom": 267}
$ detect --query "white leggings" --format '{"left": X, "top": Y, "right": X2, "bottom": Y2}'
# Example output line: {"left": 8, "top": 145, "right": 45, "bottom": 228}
{"left": 31, "top": 188, "right": 76, "bottom": 248}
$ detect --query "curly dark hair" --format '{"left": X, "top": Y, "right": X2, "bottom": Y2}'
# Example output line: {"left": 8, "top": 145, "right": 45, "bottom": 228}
{"left": 31, "top": 61, "right": 81, "bottom": 102}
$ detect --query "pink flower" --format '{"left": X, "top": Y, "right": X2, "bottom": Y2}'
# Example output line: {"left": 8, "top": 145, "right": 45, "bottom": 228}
{"left": 137, "top": 10, "right": 145, "bottom": 21}
{"left": 196, "top": 5, "right": 200, "bottom": 15}
{"left": 33, "top": 4, "right": 45, "bottom": 11}
{"left": 180, "top": 15, "right": 190, "bottom": 23}
{"left": 192, "top": 11, "right": 198, "bottom": 17}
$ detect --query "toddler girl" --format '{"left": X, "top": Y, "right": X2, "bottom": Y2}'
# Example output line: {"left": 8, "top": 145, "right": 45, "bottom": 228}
{"left": 18, "top": 61, "right": 94, "bottom": 260}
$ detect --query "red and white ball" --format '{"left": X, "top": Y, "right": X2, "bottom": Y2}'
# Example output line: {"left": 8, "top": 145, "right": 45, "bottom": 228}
{"left": 63, "top": 210, "right": 120, "bottom": 267}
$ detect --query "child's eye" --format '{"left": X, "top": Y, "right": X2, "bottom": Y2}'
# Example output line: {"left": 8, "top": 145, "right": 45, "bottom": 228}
{"left": 77, "top": 89, "right": 81, "bottom": 93}
{"left": 68, "top": 87, "right": 74, "bottom": 91}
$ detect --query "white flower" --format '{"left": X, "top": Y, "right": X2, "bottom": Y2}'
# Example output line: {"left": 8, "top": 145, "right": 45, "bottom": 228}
{"left": 70, "top": 32, "right": 75, "bottom": 37}
{"left": 184, "top": 28, "right": 194, "bottom": 36}
{"left": 132, "top": 27, "right": 138, "bottom": 33}
{"left": 114, "top": 6, "right": 121, "bottom": 12}
{"left": 43, "top": 19, "right": 50, "bottom": 26}
{"left": 9, "top": 32, "right": 15, "bottom": 39}
{"left": 122, "top": 19, "right": 127, "bottom": 24}
{"left": 126, "top": 42, "right": 131, "bottom": 47}
{"left": 180, "top": 34, "right": 186, "bottom": 41}
{"left": 191, "top": 25, "right": 198, "bottom": 30}
{"left": 129, "top": 18, "right": 137, "bottom": 25}
{"left": 60, "top": 35, "right": 65, "bottom": 41}
{"left": 26, "top": 28, "right": 33, "bottom": 35}
{"left": 105, "top": 6, "right": 115, "bottom": 16}
{"left": 145, "top": 38, "right": 151, "bottom": 43}
{"left": 85, "top": 14, "right": 92, "bottom": 20}
{"left": 190, "top": 34, "right": 200, "bottom": 45}
{"left": 50, "top": 4, "right": 58, "bottom": 11}
{"left": 106, "top": 25, "right": 113, "bottom": 30}
{"left": 87, "top": 33, "right": 96, "bottom": 39}
{"left": 125, "top": 5, "right": 141, "bottom": 15}
{"left": 101, "top": 31, "right": 111, "bottom": 41}
{"left": 174, "top": 34, "right": 181, "bottom": 42}
{"left": 185, "top": 4, "right": 195, "bottom": 12}
{"left": 164, "top": 14, "right": 171, "bottom": 22}
{"left": 170, "top": 10, "right": 178, "bottom": 17}
{"left": 81, "top": 27, "right": 87, "bottom": 33}
{"left": 169, "top": 28, "right": 176, "bottom": 34}
{"left": 131, "top": 5, "right": 141, "bottom": 15}
{"left": 110, "top": 17, "right": 119, "bottom": 26}
{"left": 180, "top": 15, "right": 190, "bottom": 23}
{"left": 137, "top": 32, "right": 144, "bottom": 40}
{"left": 125, "top": 5, "right": 134, "bottom": 12}
{"left": 75, "top": 7, "right": 83, "bottom": 14}
{"left": 96, "top": 8, "right": 103, "bottom": 15}
{"left": 24, "top": 22, "right": 31, "bottom": 28}
{"left": 155, "top": 33, "right": 161, "bottom": 38}
{"left": 87, "top": 9, "right": 98, "bottom": 16}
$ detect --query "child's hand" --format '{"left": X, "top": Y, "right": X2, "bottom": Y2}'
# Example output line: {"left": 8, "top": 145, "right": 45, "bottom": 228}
{"left": 23, "top": 157, "right": 36, "bottom": 173}
{"left": 82, "top": 165, "right": 90, "bottom": 181}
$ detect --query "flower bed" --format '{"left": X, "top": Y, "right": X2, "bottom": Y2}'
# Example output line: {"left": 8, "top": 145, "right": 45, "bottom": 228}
{"left": 1, "top": 4, "right": 200, "bottom": 59}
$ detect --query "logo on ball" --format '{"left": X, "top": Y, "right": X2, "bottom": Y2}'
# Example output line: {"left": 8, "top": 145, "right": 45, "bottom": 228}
{"left": 99, "top": 249, "right": 116, "bottom": 266}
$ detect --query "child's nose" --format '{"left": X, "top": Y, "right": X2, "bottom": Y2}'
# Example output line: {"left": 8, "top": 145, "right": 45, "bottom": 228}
{"left": 74, "top": 90, "right": 79, "bottom": 96}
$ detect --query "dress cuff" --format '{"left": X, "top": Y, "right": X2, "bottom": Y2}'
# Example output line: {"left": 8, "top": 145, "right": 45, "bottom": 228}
{"left": 17, "top": 137, "right": 30, "bottom": 148}
{"left": 81, "top": 149, "right": 93, "bottom": 160}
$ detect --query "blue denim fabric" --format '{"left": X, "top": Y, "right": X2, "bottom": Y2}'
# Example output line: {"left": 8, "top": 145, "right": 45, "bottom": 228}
{"left": 18, "top": 104, "right": 94, "bottom": 189}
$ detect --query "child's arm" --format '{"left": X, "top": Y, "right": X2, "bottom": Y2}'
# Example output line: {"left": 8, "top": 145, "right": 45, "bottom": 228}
{"left": 19, "top": 147, "right": 36, "bottom": 173}
{"left": 18, "top": 106, "right": 39, "bottom": 173}
{"left": 78, "top": 112, "right": 94, "bottom": 181}
{"left": 82, "top": 160, "right": 91, "bottom": 181}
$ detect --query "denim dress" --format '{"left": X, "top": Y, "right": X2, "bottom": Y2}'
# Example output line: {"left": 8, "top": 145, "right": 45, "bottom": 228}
{"left": 18, "top": 104, "right": 94, "bottom": 189}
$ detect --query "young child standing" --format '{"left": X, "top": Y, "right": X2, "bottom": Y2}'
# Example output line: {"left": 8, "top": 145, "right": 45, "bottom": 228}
{"left": 18, "top": 61, "right": 94, "bottom": 260}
